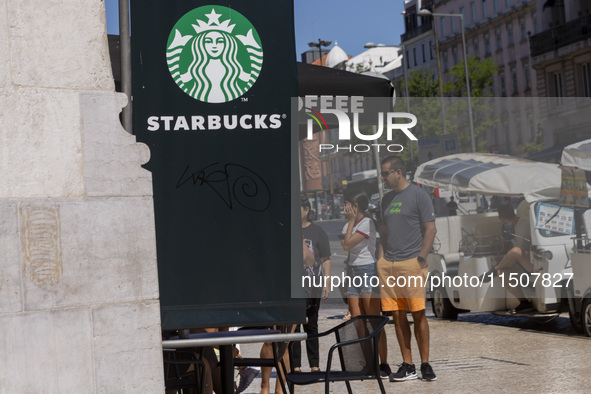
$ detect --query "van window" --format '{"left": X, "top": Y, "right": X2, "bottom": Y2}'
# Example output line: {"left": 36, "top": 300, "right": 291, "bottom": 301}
{"left": 535, "top": 201, "right": 574, "bottom": 237}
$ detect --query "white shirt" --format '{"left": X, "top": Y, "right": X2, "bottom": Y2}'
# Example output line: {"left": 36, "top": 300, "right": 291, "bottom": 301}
{"left": 342, "top": 217, "right": 376, "bottom": 266}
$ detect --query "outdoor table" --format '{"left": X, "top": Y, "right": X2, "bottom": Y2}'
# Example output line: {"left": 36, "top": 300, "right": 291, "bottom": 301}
{"left": 162, "top": 329, "right": 307, "bottom": 393}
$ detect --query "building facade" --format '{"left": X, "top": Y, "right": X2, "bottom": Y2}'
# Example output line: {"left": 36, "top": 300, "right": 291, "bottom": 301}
{"left": 402, "top": 0, "right": 440, "bottom": 76}
{"left": 401, "top": 0, "right": 541, "bottom": 156}
{"left": 529, "top": 0, "right": 591, "bottom": 147}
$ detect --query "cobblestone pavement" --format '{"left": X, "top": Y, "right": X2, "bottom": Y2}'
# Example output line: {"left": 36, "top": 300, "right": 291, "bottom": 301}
{"left": 236, "top": 306, "right": 590, "bottom": 393}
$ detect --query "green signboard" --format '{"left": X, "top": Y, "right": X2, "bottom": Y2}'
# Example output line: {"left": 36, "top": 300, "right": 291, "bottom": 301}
{"left": 131, "top": 1, "right": 304, "bottom": 329}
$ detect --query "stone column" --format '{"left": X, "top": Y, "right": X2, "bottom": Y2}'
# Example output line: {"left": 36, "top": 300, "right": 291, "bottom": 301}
{"left": 0, "top": 0, "right": 163, "bottom": 392}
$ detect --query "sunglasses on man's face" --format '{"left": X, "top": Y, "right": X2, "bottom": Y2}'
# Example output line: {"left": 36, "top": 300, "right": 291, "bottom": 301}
{"left": 381, "top": 169, "right": 399, "bottom": 178}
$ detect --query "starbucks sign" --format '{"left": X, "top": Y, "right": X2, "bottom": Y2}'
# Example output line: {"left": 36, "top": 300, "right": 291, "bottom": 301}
{"left": 166, "top": 6, "right": 263, "bottom": 103}
{"left": 132, "top": 0, "right": 302, "bottom": 330}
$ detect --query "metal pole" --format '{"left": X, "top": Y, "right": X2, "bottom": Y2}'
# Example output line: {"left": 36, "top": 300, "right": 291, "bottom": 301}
{"left": 372, "top": 125, "right": 384, "bottom": 201}
{"left": 119, "top": 0, "right": 132, "bottom": 133}
{"left": 418, "top": 10, "right": 476, "bottom": 153}
{"left": 460, "top": 15, "right": 476, "bottom": 153}
{"left": 431, "top": 8, "right": 447, "bottom": 135}
{"left": 459, "top": 15, "right": 479, "bottom": 209}
{"left": 401, "top": 43, "right": 415, "bottom": 171}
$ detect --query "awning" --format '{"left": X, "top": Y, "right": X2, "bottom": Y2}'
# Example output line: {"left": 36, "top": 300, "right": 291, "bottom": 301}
{"left": 526, "top": 143, "right": 569, "bottom": 163}
{"left": 296, "top": 62, "right": 394, "bottom": 140}
{"left": 297, "top": 62, "right": 393, "bottom": 97}
{"left": 561, "top": 139, "right": 591, "bottom": 171}
{"left": 414, "top": 153, "right": 562, "bottom": 203}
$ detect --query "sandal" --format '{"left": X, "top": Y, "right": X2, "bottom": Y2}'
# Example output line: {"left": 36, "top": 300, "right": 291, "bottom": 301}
{"left": 342, "top": 311, "right": 351, "bottom": 321}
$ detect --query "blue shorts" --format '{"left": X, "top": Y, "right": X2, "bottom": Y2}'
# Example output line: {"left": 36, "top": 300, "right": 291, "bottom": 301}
{"left": 346, "top": 263, "right": 378, "bottom": 297}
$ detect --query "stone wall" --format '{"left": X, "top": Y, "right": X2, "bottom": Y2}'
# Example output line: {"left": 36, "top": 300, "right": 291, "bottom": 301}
{"left": 0, "top": 0, "right": 163, "bottom": 392}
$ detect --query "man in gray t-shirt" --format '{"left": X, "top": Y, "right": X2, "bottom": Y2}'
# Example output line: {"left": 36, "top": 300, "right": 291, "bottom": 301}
{"left": 377, "top": 156, "right": 438, "bottom": 382}
{"left": 381, "top": 184, "right": 436, "bottom": 262}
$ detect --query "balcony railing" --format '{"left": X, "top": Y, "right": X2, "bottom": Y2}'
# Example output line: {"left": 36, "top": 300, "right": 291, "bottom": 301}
{"left": 401, "top": 21, "right": 433, "bottom": 43}
{"left": 529, "top": 15, "right": 591, "bottom": 57}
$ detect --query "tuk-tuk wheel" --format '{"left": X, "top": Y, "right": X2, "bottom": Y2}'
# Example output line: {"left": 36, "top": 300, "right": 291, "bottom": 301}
{"left": 431, "top": 286, "right": 459, "bottom": 320}
{"left": 582, "top": 298, "right": 591, "bottom": 337}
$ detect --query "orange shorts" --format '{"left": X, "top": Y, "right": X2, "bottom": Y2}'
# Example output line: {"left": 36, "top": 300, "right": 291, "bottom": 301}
{"left": 377, "top": 256, "right": 427, "bottom": 312}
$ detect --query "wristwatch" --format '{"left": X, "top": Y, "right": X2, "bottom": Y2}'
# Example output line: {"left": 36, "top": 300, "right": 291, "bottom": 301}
{"left": 417, "top": 256, "right": 425, "bottom": 264}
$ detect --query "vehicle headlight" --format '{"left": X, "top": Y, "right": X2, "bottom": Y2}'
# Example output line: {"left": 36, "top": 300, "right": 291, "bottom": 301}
{"left": 540, "top": 250, "right": 553, "bottom": 261}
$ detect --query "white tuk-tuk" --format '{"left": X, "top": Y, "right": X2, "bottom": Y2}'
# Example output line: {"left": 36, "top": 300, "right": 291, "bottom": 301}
{"left": 560, "top": 140, "right": 591, "bottom": 336}
{"left": 414, "top": 153, "right": 576, "bottom": 323}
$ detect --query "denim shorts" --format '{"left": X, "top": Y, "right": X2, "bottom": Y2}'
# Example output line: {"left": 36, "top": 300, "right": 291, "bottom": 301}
{"left": 346, "top": 263, "right": 378, "bottom": 297}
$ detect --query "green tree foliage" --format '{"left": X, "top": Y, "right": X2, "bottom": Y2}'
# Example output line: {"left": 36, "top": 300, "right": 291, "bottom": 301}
{"left": 395, "top": 68, "right": 447, "bottom": 166}
{"left": 342, "top": 56, "right": 499, "bottom": 172}
{"left": 444, "top": 56, "right": 498, "bottom": 152}
{"left": 522, "top": 123, "right": 544, "bottom": 155}
{"left": 399, "top": 55, "right": 499, "bottom": 154}
{"left": 407, "top": 67, "right": 439, "bottom": 97}
{"left": 444, "top": 55, "right": 498, "bottom": 98}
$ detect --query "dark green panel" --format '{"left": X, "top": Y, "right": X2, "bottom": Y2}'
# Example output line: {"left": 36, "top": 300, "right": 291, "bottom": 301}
{"left": 131, "top": 0, "right": 305, "bottom": 329}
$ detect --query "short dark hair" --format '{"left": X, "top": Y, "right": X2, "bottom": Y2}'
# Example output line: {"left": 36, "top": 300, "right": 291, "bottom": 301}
{"left": 300, "top": 194, "right": 312, "bottom": 221}
{"left": 300, "top": 194, "right": 311, "bottom": 210}
{"left": 498, "top": 204, "right": 516, "bottom": 220}
{"left": 380, "top": 155, "right": 406, "bottom": 174}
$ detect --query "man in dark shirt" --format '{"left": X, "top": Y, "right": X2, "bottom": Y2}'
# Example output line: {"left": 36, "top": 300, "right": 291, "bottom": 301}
{"left": 293, "top": 195, "right": 331, "bottom": 373}
{"left": 446, "top": 196, "right": 458, "bottom": 216}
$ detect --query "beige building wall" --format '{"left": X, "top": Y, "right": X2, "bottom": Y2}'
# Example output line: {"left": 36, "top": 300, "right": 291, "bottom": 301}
{"left": 530, "top": 0, "right": 591, "bottom": 147}
{"left": 0, "top": 0, "right": 163, "bottom": 392}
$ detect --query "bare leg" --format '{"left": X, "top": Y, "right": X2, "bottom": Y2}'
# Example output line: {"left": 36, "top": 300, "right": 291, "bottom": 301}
{"left": 348, "top": 295, "right": 361, "bottom": 317}
{"left": 496, "top": 247, "right": 533, "bottom": 273}
{"left": 200, "top": 357, "right": 214, "bottom": 394}
{"left": 391, "top": 310, "right": 412, "bottom": 364}
{"left": 274, "top": 325, "right": 296, "bottom": 394}
{"left": 411, "top": 309, "right": 430, "bottom": 364}
{"left": 274, "top": 348, "right": 290, "bottom": 394}
{"left": 360, "top": 295, "right": 388, "bottom": 364}
{"left": 260, "top": 340, "right": 292, "bottom": 393}
{"left": 260, "top": 343, "right": 272, "bottom": 394}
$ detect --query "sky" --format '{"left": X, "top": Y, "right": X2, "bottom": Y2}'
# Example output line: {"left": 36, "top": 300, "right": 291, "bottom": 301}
{"left": 104, "top": 0, "right": 406, "bottom": 59}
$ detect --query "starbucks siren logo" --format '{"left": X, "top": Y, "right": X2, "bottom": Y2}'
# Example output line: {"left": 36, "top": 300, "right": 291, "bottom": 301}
{"left": 166, "top": 6, "right": 263, "bottom": 103}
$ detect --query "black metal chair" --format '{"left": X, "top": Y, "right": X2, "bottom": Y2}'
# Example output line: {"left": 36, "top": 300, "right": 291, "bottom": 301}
{"left": 278, "top": 315, "right": 388, "bottom": 394}
{"left": 163, "top": 348, "right": 206, "bottom": 393}
{"left": 233, "top": 326, "right": 291, "bottom": 393}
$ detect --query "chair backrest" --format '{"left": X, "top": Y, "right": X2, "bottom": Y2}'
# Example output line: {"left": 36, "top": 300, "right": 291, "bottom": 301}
{"left": 163, "top": 349, "right": 198, "bottom": 379}
{"left": 334, "top": 315, "right": 387, "bottom": 374}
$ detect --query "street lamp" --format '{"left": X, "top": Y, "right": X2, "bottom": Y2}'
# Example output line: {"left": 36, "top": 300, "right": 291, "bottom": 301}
{"left": 363, "top": 42, "right": 405, "bottom": 201}
{"left": 417, "top": 9, "right": 476, "bottom": 153}
{"left": 308, "top": 39, "right": 332, "bottom": 66}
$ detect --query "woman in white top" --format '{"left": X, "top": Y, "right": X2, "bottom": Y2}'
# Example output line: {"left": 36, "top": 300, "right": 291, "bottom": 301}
{"left": 341, "top": 189, "right": 390, "bottom": 377}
